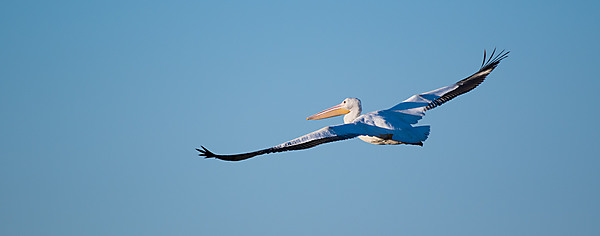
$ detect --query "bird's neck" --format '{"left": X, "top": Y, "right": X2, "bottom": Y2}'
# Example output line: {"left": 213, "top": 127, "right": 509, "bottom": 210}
{"left": 343, "top": 107, "right": 362, "bottom": 124}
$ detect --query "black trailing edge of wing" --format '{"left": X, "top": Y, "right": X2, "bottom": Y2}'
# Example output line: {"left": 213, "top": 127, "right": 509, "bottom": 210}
{"left": 424, "top": 48, "right": 509, "bottom": 111}
{"left": 196, "top": 134, "right": 358, "bottom": 162}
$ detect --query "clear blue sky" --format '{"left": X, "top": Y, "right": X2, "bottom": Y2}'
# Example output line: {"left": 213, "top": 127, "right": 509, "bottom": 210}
{"left": 2, "top": 0, "right": 599, "bottom": 235}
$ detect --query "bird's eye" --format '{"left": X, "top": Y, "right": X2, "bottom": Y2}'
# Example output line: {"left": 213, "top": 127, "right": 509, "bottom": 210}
{"left": 343, "top": 101, "right": 346, "bottom": 104}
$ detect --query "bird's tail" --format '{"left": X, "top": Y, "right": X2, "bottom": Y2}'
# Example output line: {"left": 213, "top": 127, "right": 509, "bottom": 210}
{"left": 412, "top": 125, "right": 431, "bottom": 142}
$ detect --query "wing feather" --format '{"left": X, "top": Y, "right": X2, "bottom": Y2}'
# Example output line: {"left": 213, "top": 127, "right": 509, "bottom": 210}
{"left": 197, "top": 124, "right": 363, "bottom": 161}
{"left": 385, "top": 49, "right": 509, "bottom": 124}
{"left": 424, "top": 49, "right": 509, "bottom": 111}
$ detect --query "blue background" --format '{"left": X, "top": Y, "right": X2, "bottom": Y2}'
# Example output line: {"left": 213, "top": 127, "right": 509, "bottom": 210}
{"left": 2, "top": 0, "right": 599, "bottom": 235}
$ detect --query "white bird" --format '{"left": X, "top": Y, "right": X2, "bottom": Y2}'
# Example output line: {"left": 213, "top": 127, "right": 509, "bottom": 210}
{"left": 197, "top": 49, "right": 509, "bottom": 161}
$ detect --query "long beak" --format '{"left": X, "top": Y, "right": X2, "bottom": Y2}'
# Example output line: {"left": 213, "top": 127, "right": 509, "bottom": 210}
{"left": 306, "top": 103, "right": 350, "bottom": 120}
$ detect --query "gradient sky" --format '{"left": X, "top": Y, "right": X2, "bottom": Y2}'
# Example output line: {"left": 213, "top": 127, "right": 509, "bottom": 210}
{"left": 2, "top": 0, "right": 599, "bottom": 235}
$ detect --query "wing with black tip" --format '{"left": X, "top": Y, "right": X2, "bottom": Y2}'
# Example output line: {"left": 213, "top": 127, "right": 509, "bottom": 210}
{"left": 196, "top": 123, "right": 364, "bottom": 161}
{"left": 385, "top": 49, "right": 509, "bottom": 125}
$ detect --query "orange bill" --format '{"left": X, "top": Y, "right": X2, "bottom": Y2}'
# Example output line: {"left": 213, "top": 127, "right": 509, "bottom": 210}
{"left": 306, "top": 103, "right": 350, "bottom": 120}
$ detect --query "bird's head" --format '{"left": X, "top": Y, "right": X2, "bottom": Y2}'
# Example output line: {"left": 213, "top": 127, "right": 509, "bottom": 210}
{"left": 307, "top": 98, "right": 361, "bottom": 120}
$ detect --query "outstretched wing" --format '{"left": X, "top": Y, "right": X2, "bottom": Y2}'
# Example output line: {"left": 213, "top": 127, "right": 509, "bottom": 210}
{"left": 384, "top": 49, "right": 509, "bottom": 125}
{"left": 197, "top": 123, "right": 366, "bottom": 161}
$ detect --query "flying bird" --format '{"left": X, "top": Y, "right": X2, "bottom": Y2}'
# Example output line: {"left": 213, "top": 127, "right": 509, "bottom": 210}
{"left": 197, "top": 49, "right": 509, "bottom": 161}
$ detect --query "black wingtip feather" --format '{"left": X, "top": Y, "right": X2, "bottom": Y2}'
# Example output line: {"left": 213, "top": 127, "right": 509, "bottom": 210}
{"left": 481, "top": 49, "right": 487, "bottom": 68}
{"left": 480, "top": 48, "right": 510, "bottom": 70}
{"left": 196, "top": 146, "right": 216, "bottom": 159}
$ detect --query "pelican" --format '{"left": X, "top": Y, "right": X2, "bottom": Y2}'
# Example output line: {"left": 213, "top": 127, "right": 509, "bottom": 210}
{"left": 197, "top": 49, "right": 509, "bottom": 161}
